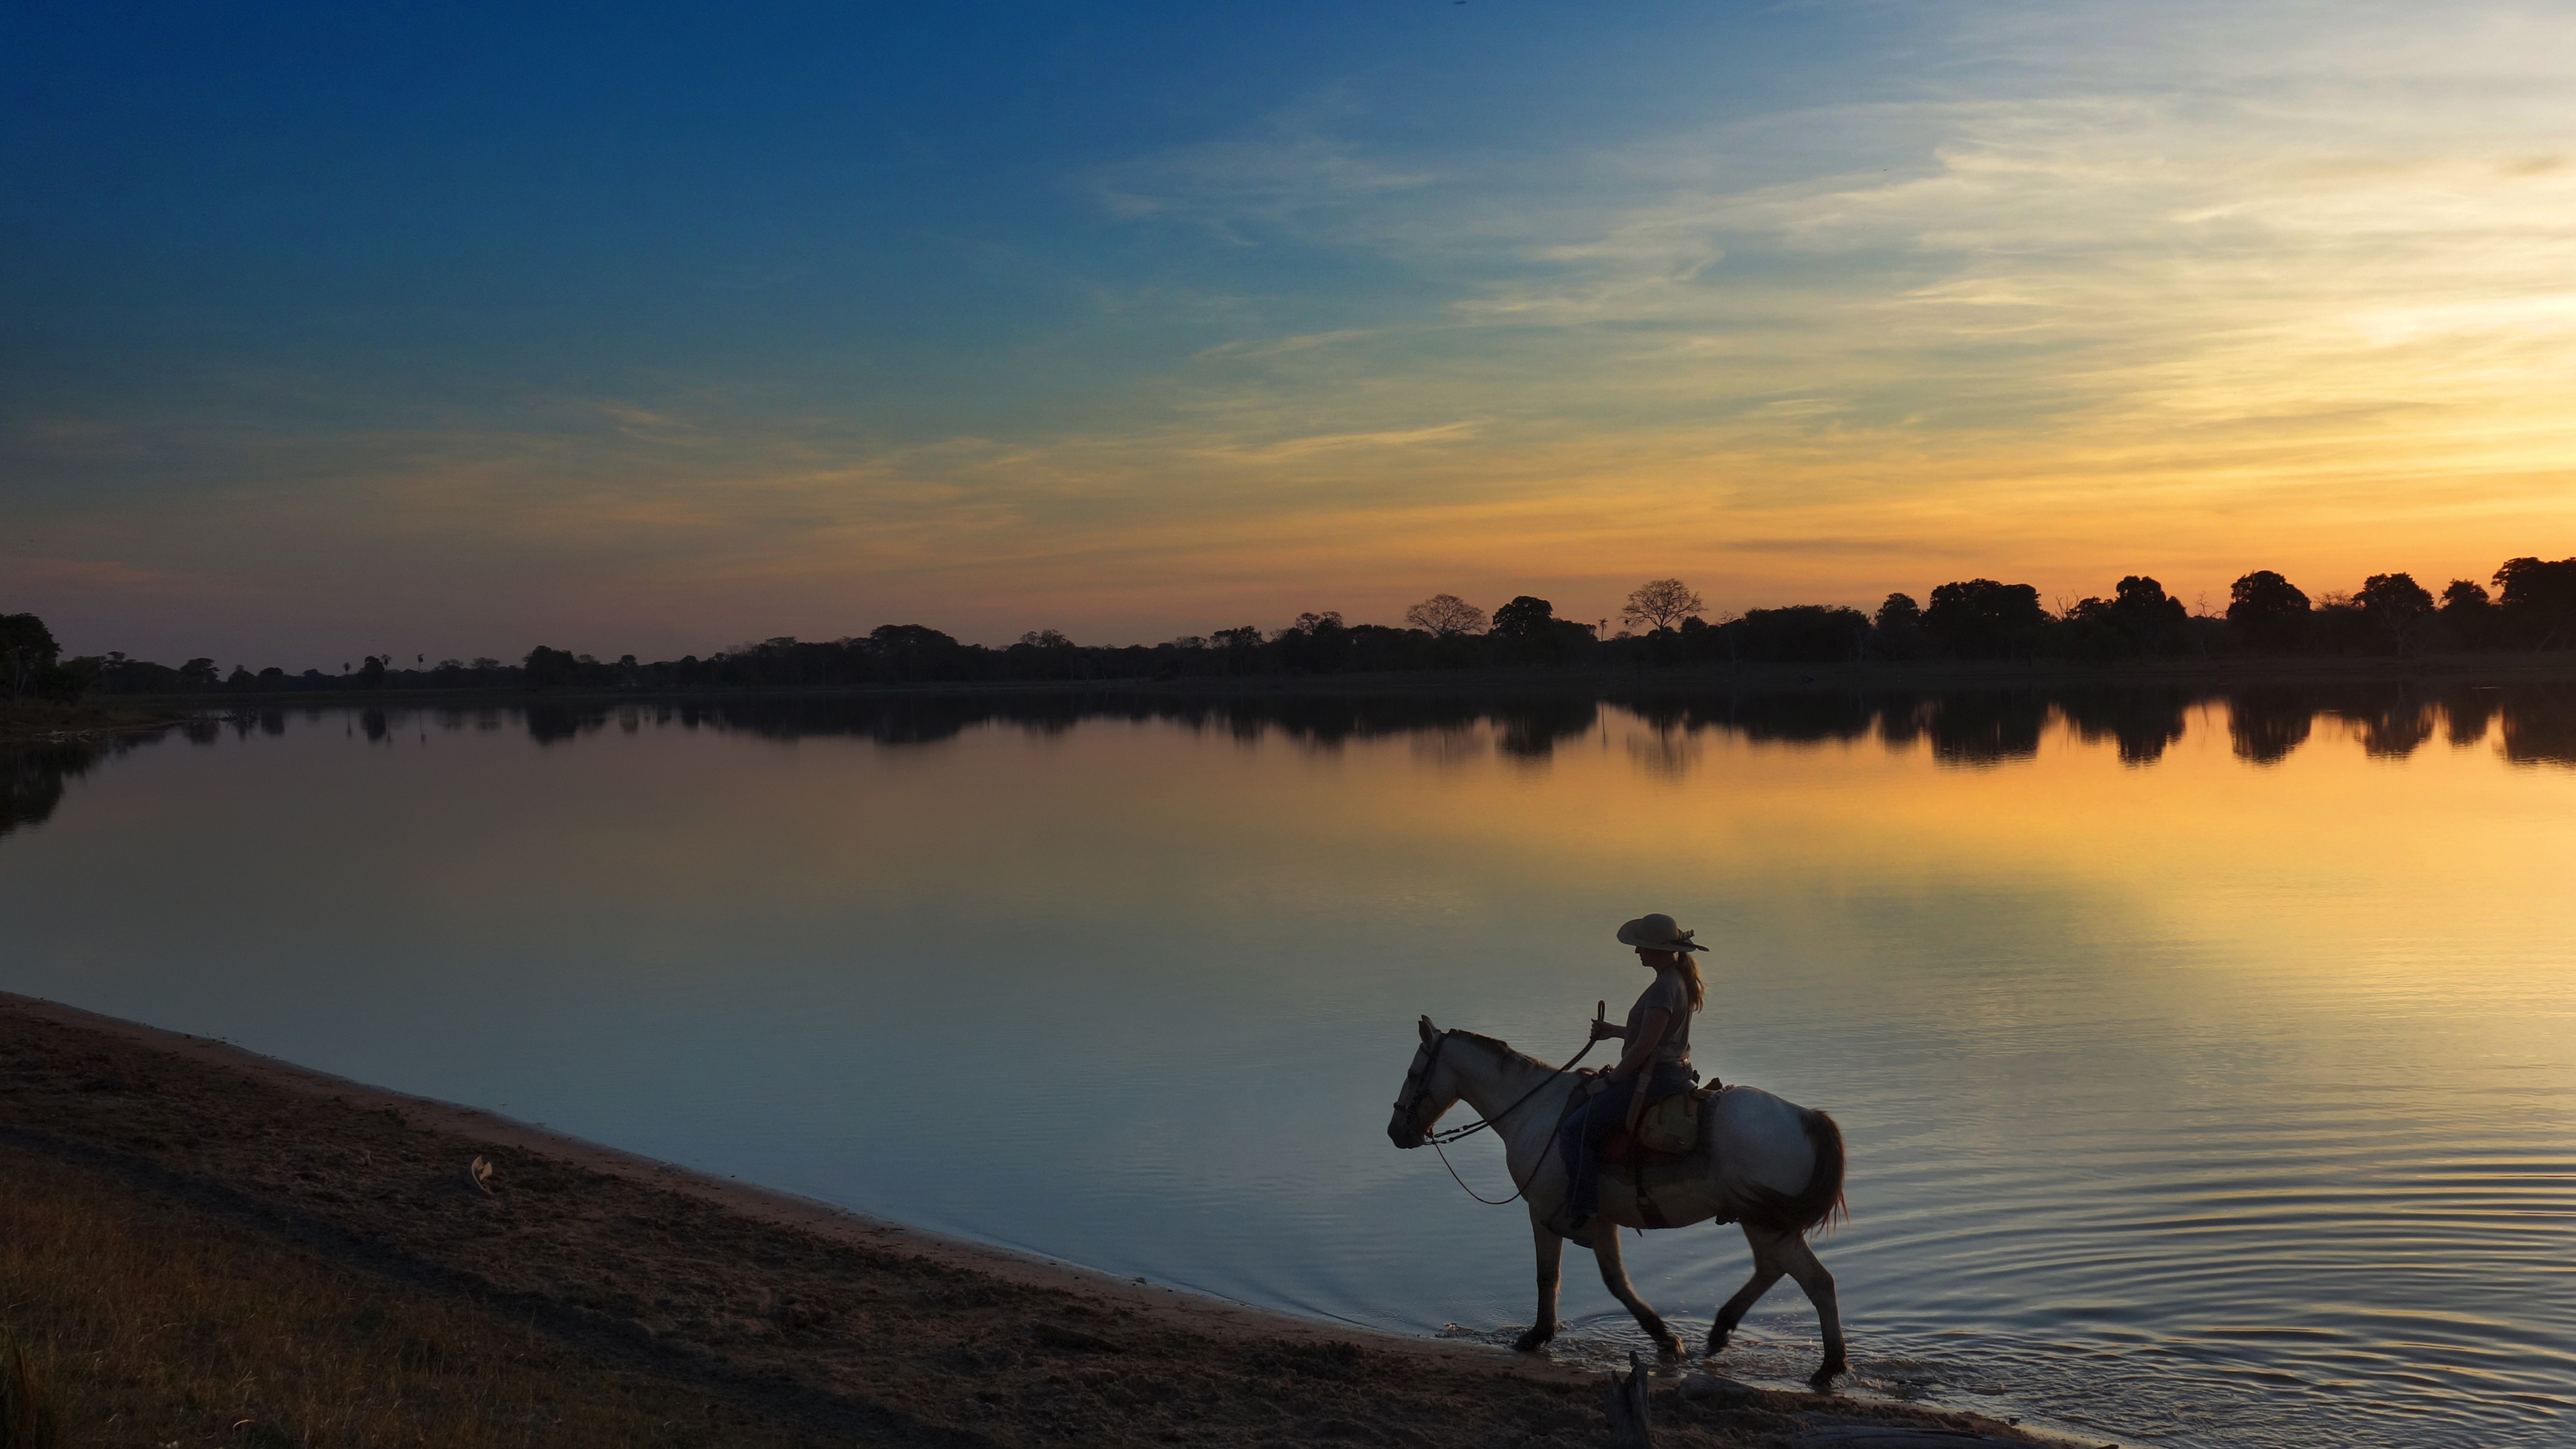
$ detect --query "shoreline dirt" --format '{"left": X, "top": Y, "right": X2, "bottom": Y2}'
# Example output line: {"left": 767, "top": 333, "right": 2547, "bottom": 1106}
{"left": 0, "top": 993, "right": 2084, "bottom": 1448}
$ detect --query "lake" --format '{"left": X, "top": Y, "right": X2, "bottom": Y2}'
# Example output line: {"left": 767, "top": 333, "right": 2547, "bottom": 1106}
{"left": 4, "top": 685, "right": 2571, "bottom": 1448}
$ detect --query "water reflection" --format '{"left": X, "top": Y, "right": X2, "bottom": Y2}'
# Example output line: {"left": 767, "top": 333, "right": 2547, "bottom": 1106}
{"left": 14, "top": 684, "right": 2576, "bottom": 842}
{"left": 1, "top": 734, "right": 162, "bottom": 837}
{"left": 481, "top": 683, "right": 2576, "bottom": 771}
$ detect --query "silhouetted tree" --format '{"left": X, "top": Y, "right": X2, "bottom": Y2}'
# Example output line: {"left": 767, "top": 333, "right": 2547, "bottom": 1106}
{"left": 1272, "top": 611, "right": 1353, "bottom": 674}
{"left": 2492, "top": 556, "right": 2576, "bottom": 648}
{"left": 1735, "top": 605, "right": 1870, "bottom": 663}
{"left": 2439, "top": 578, "right": 2495, "bottom": 651}
{"left": 1922, "top": 580, "right": 2046, "bottom": 659}
{"left": 1620, "top": 578, "right": 1705, "bottom": 633}
{"left": 178, "top": 657, "right": 220, "bottom": 688}
{"left": 2113, "top": 576, "right": 2188, "bottom": 648}
{"left": 865, "top": 624, "right": 971, "bottom": 683}
{"left": 523, "top": 645, "right": 580, "bottom": 690}
{"left": 2357, "top": 572, "right": 2436, "bottom": 655}
{"left": 1403, "top": 594, "right": 1488, "bottom": 636}
{"left": 1867, "top": 594, "right": 1923, "bottom": 661}
{"left": 2, "top": 613, "right": 69, "bottom": 701}
{"left": 1489, "top": 595, "right": 1556, "bottom": 639}
{"left": 2226, "top": 571, "right": 2312, "bottom": 651}
{"left": 2062, "top": 576, "right": 2184, "bottom": 661}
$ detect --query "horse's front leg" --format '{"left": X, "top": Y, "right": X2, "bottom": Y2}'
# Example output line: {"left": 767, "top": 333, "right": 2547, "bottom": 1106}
{"left": 1707, "top": 1225, "right": 1786, "bottom": 1358}
{"left": 1514, "top": 1216, "right": 1564, "bottom": 1352}
{"left": 1587, "top": 1220, "right": 1682, "bottom": 1359}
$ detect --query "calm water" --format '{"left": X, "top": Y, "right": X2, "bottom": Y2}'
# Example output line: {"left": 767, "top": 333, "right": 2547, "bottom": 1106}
{"left": 4, "top": 688, "right": 2571, "bottom": 1448}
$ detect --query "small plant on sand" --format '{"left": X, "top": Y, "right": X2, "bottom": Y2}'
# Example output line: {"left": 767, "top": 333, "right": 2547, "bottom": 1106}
{"left": 0, "top": 1332, "right": 60, "bottom": 1449}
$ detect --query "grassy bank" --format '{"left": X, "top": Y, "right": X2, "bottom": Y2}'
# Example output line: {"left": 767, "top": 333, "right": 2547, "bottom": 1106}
{"left": 0, "top": 1146, "right": 810, "bottom": 1448}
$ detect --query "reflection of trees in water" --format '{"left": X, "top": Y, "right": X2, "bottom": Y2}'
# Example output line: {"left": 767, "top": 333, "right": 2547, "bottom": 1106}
{"left": 2338, "top": 699, "right": 2435, "bottom": 758}
{"left": 1635, "top": 693, "right": 1874, "bottom": 745}
{"left": 1625, "top": 724, "right": 1700, "bottom": 779}
{"left": 2444, "top": 689, "right": 2495, "bottom": 747}
{"left": 517, "top": 692, "right": 1583, "bottom": 755}
{"left": 2055, "top": 690, "right": 2192, "bottom": 765}
{"left": 21, "top": 684, "right": 2576, "bottom": 843}
{"left": 1408, "top": 723, "right": 1488, "bottom": 771}
{"left": 2498, "top": 684, "right": 2576, "bottom": 765}
{"left": 2229, "top": 690, "right": 2315, "bottom": 765}
{"left": 2229, "top": 683, "right": 2504, "bottom": 764}
{"left": 1495, "top": 698, "right": 1599, "bottom": 759}
{"left": 1, "top": 735, "right": 161, "bottom": 837}
{"left": 1925, "top": 692, "right": 2049, "bottom": 767}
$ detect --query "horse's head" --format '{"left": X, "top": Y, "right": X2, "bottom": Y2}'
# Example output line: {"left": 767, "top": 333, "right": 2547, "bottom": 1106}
{"left": 1387, "top": 1015, "right": 1461, "bottom": 1149}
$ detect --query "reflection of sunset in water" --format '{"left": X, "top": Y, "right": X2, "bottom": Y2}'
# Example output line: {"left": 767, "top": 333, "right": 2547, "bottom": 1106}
{"left": 3, "top": 692, "right": 2569, "bottom": 1448}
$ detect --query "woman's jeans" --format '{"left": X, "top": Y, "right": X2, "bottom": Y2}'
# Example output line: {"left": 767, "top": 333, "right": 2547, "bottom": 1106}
{"left": 1559, "top": 1062, "right": 1697, "bottom": 1223}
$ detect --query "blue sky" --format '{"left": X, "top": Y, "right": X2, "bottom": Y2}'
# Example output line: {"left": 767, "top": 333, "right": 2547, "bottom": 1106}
{"left": 9, "top": 1, "right": 2576, "bottom": 664}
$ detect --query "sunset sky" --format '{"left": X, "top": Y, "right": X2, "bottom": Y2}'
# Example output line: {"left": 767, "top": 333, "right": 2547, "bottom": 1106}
{"left": 9, "top": 1, "right": 2576, "bottom": 665}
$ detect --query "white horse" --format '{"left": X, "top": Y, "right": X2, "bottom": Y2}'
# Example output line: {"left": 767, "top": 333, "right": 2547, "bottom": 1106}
{"left": 1386, "top": 1016, "right": 1849, "bottom": 1381}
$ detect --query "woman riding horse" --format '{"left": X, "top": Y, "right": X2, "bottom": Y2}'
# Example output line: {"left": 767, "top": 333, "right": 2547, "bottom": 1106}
{"left": 1552, "top": 912, "right": 1707, "bottom": 1238}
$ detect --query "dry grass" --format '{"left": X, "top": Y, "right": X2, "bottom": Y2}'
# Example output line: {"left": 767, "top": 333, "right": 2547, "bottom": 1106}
{"left": 0, "top": 1146, "right": 819, "bottom": 1448}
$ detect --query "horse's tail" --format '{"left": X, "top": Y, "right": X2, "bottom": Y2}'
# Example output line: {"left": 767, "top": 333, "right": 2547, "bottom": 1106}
{"left": 1742, "top": 1108, "right": 1847, "bottom": 1238}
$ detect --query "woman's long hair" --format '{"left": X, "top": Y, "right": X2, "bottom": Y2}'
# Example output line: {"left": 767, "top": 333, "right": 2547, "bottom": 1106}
{"left": 1668, "top": 951, "right": 1705, "bottom": 1012}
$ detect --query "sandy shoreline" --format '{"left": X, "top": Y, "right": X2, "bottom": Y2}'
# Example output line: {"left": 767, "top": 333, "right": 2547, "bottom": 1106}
{"left": 0, "top": 993, "right": 1450, "bottom": 1365}
{"left": 1, "top": 990, "right": 2076, "bottom": 1446}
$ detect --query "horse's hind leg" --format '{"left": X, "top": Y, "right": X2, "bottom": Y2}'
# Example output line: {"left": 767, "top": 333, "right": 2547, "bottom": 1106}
{"left": 1777, "top": 1233, "right": 1847, "bottom": 1383}
{"left": 1587, "top": 1220, "right": 1683, "bottom": 1359}
{"left": 1515, "top": 1217, "right": 1564, "bottom": 1352}
{"left": 1707, "top": 1225, "right": 1786, "bottom": 1357}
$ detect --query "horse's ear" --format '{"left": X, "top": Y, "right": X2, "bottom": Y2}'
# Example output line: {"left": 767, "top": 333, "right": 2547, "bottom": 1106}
{"left": 1417, "top": 1015, "right": 1436, "bottom": 1044}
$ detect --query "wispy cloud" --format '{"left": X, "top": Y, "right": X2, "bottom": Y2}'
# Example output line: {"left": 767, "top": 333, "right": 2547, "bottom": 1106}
{"left": 22, "top": 1, "right": 2576, "bottom": 659}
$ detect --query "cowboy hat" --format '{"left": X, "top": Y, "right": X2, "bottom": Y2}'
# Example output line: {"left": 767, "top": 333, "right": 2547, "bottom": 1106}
{"left": 1615, "top": 912, "right": 1707, "bottom": 952}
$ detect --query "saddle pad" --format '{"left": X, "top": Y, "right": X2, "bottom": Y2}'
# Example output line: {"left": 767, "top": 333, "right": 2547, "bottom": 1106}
{"left": 1633, "top": 1087, "right": 1703, "bottom": 1155}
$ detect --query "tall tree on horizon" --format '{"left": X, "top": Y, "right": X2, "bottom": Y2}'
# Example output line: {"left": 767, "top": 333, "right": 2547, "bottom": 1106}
{"left": 1620, "top": 579, "right": 1705, "bottom": 633}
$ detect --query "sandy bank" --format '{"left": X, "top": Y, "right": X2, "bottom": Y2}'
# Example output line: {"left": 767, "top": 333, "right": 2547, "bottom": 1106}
{"left": 0, "top": 991, "right": 2079, "bottom": 1447}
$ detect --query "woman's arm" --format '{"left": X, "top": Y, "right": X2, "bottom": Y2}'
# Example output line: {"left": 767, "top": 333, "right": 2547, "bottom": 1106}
{"left": 1616, "top": 1008, "right": 1671, "bottom": 1130}
{"left": 1614, "top": 1009, "right": 1670, "bottom": 1078}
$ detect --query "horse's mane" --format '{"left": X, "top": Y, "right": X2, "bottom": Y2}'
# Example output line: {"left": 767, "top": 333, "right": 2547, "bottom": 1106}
{"left": 1445, "top": 1029, "right": 1552, "bottom": 1071}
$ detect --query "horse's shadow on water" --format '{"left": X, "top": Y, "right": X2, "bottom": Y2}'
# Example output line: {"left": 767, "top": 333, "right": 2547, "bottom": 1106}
{"left": 1391, "top": 1018, "right": 1851, "bottom": 1387}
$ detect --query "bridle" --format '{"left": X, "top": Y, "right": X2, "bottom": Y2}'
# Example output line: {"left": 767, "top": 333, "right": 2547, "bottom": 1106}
{"left": 1395, "top": 1027, "right": 1601, "bottom": 1205}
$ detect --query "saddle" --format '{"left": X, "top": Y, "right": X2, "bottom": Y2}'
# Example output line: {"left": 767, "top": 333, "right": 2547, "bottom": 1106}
{"left": 1597, "top": 1081, "right": 1720, "bottom": 1167}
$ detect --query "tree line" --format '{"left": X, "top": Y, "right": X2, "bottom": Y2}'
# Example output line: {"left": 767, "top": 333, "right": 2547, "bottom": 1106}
{"left": 12, "top": 554, "right": 2576, "bottom": 700}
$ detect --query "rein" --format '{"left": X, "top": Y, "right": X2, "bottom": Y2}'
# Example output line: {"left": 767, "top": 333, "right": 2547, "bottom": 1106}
{"left": 1398, "top": 1030, "right": 1599, "bottom": 1207}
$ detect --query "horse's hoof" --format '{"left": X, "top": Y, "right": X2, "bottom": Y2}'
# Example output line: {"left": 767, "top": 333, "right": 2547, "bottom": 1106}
{"left": 1512, "top": 1326, "right": 1556, "bottom": 1353}
{"left": 1656, "top": 1334, "right": 1685, "bottom": 1361}
{"left": 1809, "top": 1350, "right": 1849, "bottom": 1389}
{"left": 1704, "top": 1328, "right": 1729, "bottom": 1357}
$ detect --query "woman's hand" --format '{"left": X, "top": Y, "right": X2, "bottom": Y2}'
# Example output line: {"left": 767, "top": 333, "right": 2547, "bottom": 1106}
{"left": 1587, "top": 1017, "right": 1625, "bottom": 1043}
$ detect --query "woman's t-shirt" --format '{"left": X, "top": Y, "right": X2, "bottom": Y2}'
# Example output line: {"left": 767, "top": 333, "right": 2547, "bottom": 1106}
{"left": 1625, "top": 969, "right": 1694, "bottom": 1065}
